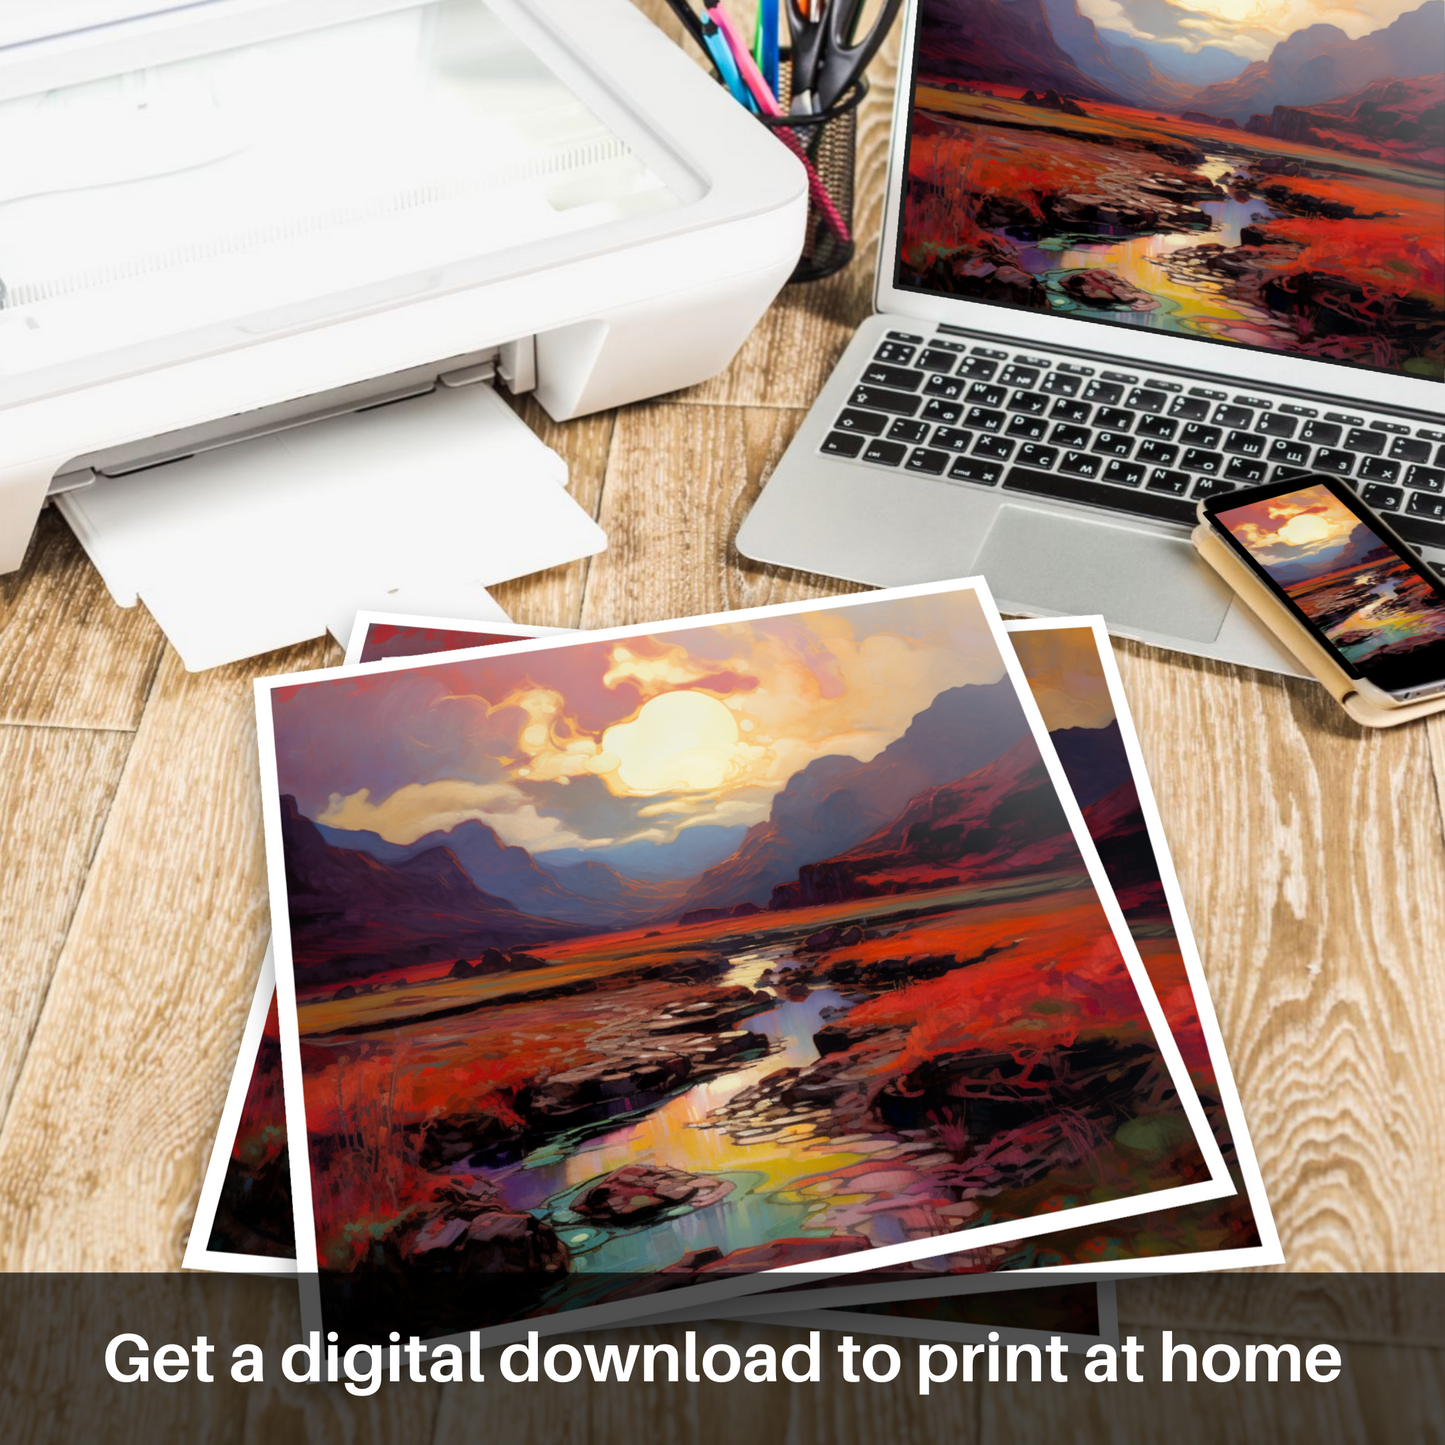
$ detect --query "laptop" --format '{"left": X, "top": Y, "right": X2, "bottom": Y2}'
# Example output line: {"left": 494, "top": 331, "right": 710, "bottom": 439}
{"left": 737, "top": 0, "right": 1445, "bottom": 673}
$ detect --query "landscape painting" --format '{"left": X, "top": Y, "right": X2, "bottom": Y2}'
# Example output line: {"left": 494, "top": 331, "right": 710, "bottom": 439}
{"left": 1216, "top": 481, "right": 1445, "bottom": 661}
{"left": 261, "top": 587, "right": 1224, "bottom": 1342}
{"left": 900, "top": 0, "right": 1444, "bottom": 377}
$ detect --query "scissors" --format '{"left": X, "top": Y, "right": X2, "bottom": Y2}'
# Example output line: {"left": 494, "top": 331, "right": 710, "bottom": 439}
{"left": 785, "top": 0, "right": 903, "bottom": 113}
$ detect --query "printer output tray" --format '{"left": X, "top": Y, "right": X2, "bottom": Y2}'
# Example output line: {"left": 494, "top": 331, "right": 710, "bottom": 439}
{"left": 56, "top": 383, "right": 604, "bottom": 671}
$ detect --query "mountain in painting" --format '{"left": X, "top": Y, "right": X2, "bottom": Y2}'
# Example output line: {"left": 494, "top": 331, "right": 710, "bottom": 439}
{"left": 770, "top": 737, "right": 1082, "bottom": 908}
{"left": 284, "top": 798, "right": 584, "bottom": 981}
{"left": 318, "top": 818, "right": 686, "bottom": 927}
{"left": 535, "top": 825, "right": 749, "bottom": 882}
{"left": 1097, "top": 30, "right": 1249, "bottom": 87}
{"left": 1188, "top": 1, "right": 1444, "bottom": 125}
{"left": 1047, "top": 719, "right": 1130, "bottom": 809}
{"left": 1038, "top": 0, "right": 1196, "bottom": 111}
{"left": 677, "top": 679, "right": 1031, "bottom": 913}
{"left": 919, "top": 0, "right": 1125, "bottom": 102}
{"left": 1243, "top": 74, "right": 1445, "bottom": 164}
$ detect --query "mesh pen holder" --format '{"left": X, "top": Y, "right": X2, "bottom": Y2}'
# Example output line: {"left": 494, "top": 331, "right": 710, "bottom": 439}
{"left": 759, "top": 65, "right": 867, "bottom": 284}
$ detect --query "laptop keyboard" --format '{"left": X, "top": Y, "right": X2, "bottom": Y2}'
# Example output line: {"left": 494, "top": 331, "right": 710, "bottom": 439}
{"left": 822, "top": 330, "right": 1445, "bottom": 551}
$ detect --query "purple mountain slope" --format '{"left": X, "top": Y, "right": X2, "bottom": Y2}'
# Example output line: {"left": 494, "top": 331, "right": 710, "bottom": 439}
{"left": 318, "top": 818, "right": 686, "bottom": 928}
{"left": 1048, "top": 719, "right": 1131, "bottom": 810}
{"left": 1038, "top": 0, "right": 1196, "bottom": 110}
{"left": 677, "top": 679, "right": 1032, "bottom": 912}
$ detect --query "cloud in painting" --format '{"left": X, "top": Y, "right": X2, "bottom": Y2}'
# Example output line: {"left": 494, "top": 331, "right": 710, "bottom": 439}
{"left": 1006, "top": 629, "right": 1117, "bottom": 732}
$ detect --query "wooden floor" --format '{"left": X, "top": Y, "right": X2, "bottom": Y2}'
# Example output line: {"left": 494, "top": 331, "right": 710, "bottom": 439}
{"left": 1, "top": 6, "right": 1442, "bottom": 1439}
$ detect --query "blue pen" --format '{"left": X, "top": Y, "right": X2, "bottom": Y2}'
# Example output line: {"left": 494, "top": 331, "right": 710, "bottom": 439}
{"left": 758, "top": 0, "right": 779, "bottom": 98}
{"left": 701, "top": 15, "right": 756, "bottom": 111}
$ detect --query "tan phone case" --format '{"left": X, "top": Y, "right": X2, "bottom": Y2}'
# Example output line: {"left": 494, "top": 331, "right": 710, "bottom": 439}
{"left": 1192, "top": 520, "right": 1445, "bottom": 729}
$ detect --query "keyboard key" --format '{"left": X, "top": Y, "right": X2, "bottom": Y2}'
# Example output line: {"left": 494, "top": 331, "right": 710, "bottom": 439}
{"left": 1192, "top": 477, "right": 1234, "bottom": 499}
{"left": 1136, "top": 414, "right": 1178, "bottom": 440}
{"left": 1004, "top": 466, "right": 1196, "bottom": 523}
{"left": 1279, "top": 403, "right": 1317, "bottom": 417}
{"left": 1103, "top": 459, "right": 1145, "bottom": 487}
{"left": 821, "top": 431, "right": 865, "bottom": 457}
{"left": 1041, "top": 372, "right": 1082, "bottom": 397}
{"left": 1224, "top": 430, "right": 1266, "bottom": 458}
{"left": 948, "top": 457, "right": 1003, "bottom": 485}
{"left": 1180, "top": 423, "right": 1222, "bottom": 449}
{"left": 1325, "top": 411, "right": 1363, "bottom": 426}
{"left": 935, "top": 340, "right": 970, "bottom": 353}
{"left": 861, "top": 438, "right": 907, "bottom": 466}
{"left": 1407, "top": 465, "right": 1445, "bottom": 493}
{"left": 916, "top": 348, "right": 959, "bottom": 373}
{"left": 1008, "top": 390, "right": 1050, "bottom": 416}
{"left": 1060, "top": 450, "right": 1103, "bottom": 478}
{"left": 1214, "top": 404, "right": 1254, "bottom": 429}
{"left": 1006, "top": 414, "right": 1048, "bottom": 441}
{"left": 874, "top": 342, "right": 916, "bottom": 365}
{"left": 1101, "top": 370, "right": 1137, "bottom": 384}
{"left": 967, "top": 383, "right": 1008, "bottom": 408}
{"left": 964, "top": 406, "right": 1006, "bottom": 432}
{"left": 1272, "top": 464, "right": 1315, "bottom": 481}
{"left": 998, "top": 364, "right": 1040, "bottom": 388}
{"left": 1314, "top": 448, "right": 1354, "bottom": 476}
{"left": 1395, "top": 513, "right": 1445, "bottom": 551}
{"left": 973, "top": 435, "right": 1015, "bottom": 461}
{"left": 906, "top": 447, "right": 950, "bottom": 475}
{"left": 863, "top": 363, "right": 925, "bottom": 390}
{"left": 1300, "top": 420, "right": 1341, "bottom": 446}
{"left": 1126, "top": 387, "right": 1167, "bottom": 413}
{"left": 922, "top": 398, "right": 962, "bottom": 424}
{"left": 1358, "top": 456, "right": 1400, "bottom": 483}
{"left": 1268, "top": 438, "right": 1311, "bottom": 467}
{"left": 1225, "top": 456, "right": 1268, "bottom": 483}
{"left": 835, "top": 408, "right": 889, "bottom": 435}
{"left": 1257, "top": 413, "right": 1298, "bottom": 438}
{"left": 1147, "top": 469, "right": 1191, "bottom": 495}
{"left": 886, "top": 330, "right": 923, "bottom": 343}
{"left": 887, "top": 418, "right": 931, "bottom": 444}
{"left": 1407, "top": 491, "right": 1445, "bottom": 521}
{"left": 1189, "top": 385, "right": 1228, "bottom": 400}
{"left": 1083, "top": 380, "right": 1123, "bottom": 405}
{"left": 1095, "top": 406, "right": 1134, "bottom": 432}
{"left": 1093, "top": 432, "right": 1134, "bottom": 458}
{"left": 1344, "top": 428, "right": 1384, "bottom": 456}
{"left": 1422, "top": 428, "right": 1445, "bottom": 443}
{"left": 1016, "top": 443, "right": 1059, "bottom": 470}
{"left": 924, "top": 374, "right": 965, "bottom": 400}
{"left": 1437, "top": 445, "right": 1445, "bottom": 466}
{"left": 1169, "top": 395, "right": 1211, "bottom": 421}
{"left": 1234, "top": 395, "right": 1271, "bottom": 410}
{"left": 1362, "top": 483, "right": 1403, "bottom": 511}
{"left": 850, "top": 384, "right": 921, "bottom": 417}
{"left": 1390, "top": 436, "right": 1432, "bottom": 463}
{"left": 931, "top": 427, "right": 973, "bottom": 453}
{"left": 958, "top": 356, "right": 999, "bottom": 380}
{"left": 1181, "top": 448, "right": 1223, "bottom": 474}
{"left": 1057, "top": 362, "right": 1094, "bottom": 375}
{"left": 1136, "top": 440, "right": 1179, "bottom": 467}
{"left": 1050, "top": 398, "right": 1092, "bottom": 424}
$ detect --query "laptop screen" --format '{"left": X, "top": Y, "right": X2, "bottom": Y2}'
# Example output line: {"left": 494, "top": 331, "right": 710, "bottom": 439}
{"left": 894, "top": 0, "right": 1444, "bottom": 384}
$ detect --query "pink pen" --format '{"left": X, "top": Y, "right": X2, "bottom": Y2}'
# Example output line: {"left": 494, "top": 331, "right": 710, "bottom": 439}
{"left": 706, "top": 2, "right": 853, "bottom": 248}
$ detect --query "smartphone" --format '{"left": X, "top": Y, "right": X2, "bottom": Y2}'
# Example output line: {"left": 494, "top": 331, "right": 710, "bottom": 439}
{"left": 1201, "top": 474, "right": 1445, "bottom": 707}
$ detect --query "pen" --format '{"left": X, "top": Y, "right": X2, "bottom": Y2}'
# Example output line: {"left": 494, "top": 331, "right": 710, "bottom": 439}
{"left": 753, "top": 0, "right": 780, "bottom": 99}
{"left": 699, "top": 12, "right": 757, "bottom": 110}
{"left": 661, "top": 0, "right": 708, "bottom": 52}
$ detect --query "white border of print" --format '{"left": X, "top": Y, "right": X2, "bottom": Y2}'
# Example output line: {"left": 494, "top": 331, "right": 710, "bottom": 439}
{"left": 253, "top": 577, "right": 1232, "bottom": 1345}
{"left": 748, "top": 1279, "right": 1119, "bottom": 1352}
{"left": 182, "top": 942, "right": 293, "bottom": 1277}
{"left": 341, "top": 612, "right": 573, "bottom": 667}
{"left": 729, "top": 616, "right": 1283, "bottom": 1319}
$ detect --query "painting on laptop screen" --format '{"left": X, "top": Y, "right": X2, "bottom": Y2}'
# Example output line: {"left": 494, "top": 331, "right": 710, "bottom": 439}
{"left": 898, "top": 0, "right": 1444, "bottom": 380}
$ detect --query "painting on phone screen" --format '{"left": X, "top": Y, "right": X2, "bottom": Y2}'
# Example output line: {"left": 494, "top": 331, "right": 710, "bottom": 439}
{"left": 1215, "top": 483, "right": 1445, "bottom": 664}
{"left": 900, "top": 0, "right": 1444, "bottom": 380}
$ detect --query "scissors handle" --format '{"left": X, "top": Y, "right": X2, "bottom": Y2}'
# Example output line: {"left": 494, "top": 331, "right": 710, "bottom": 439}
{"left": 813, "top": 0, "right": 903, "bottom": 110}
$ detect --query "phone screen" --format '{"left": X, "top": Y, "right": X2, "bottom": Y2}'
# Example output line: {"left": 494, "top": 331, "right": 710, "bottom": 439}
{"left": 1208, "top": 478, "right": 1445, "bottom": 699}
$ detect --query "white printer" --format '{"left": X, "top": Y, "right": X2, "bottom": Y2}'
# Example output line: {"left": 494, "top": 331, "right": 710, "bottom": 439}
{"left": 0, "top": 0, "right": 806, "bottom": 665}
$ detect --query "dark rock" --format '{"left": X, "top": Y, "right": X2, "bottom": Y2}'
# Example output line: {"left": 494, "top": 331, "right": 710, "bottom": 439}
{"left": 839, "top": 925, "right": 864, "bottom": 946}
{"left": 1059, "top": 269, "right": 1161, "bottom": 311}
{"left": 408, "top": 1209, "right": 569, "bottom": 1277}
{"left": 1180, "top": 110, "right": 1238, "bottom": 129}
{"left": 572, "top": 1164, "right": 733, "bottom": 1225}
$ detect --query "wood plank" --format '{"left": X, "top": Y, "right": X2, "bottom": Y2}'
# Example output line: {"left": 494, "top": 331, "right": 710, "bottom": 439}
{"left": 490, "top": 396, "right": 614, "bottom": 630}
{"left": 0, "top": 509, "right": 165, "bottom": 730}
{"left": 0, "top": 639, "right": 331, "bottom": 1270}
{"left": 0, "top": 725, "right": 134, "bottom": 1126}
{"left": 579, "top": 403, "right": 867, "bottom": 631}
{"left": 1108, "top": 638, "right": 1445, "bottom": 1269}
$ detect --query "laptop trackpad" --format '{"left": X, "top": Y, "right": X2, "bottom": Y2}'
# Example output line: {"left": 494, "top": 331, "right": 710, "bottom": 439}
{"left": 976, "top": 504, "right": 1233, "bottom": 643}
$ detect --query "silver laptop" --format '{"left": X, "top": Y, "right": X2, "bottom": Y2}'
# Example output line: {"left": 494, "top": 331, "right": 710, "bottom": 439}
{"left": 738, "top": 0, "right": 1445, "bottom": 673}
